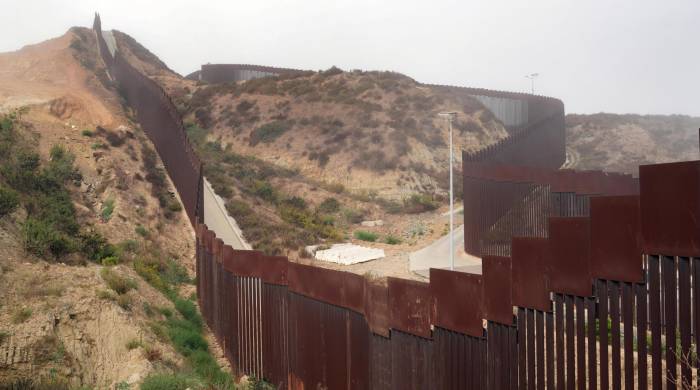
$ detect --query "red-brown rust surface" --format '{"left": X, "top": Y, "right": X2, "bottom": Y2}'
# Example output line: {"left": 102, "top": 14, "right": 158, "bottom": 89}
{"left": 640, "top": 161, "right": 700, "bottom": 257}
{"left": 482, "top": 256, "right": 514, "bottom": 325}
{"left": 548, "top": 217, "right": 592, "bottom": 296}
{"left": 511, "top": 237, "right": 551, "bottom": 311}
{"left": 590, "top": 196, "right": 643, "bottom": 282}
{"left": 388, "top": 278, "right": 433, "bottom": 339}
{"left": 430, "top": 269, "right": 485, "bottom": 337}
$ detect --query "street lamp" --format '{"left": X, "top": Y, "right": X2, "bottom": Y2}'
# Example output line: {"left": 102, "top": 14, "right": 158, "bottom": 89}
{"left": 438, "top": 111, "right": 457, "bottom": 271}
{"left": 525, "top": 73, "right": 539, "bottom": 94}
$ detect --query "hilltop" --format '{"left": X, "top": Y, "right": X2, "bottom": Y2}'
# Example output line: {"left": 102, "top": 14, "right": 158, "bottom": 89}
{"left": 566, "top": 113, "right": 700, "bottom": 174}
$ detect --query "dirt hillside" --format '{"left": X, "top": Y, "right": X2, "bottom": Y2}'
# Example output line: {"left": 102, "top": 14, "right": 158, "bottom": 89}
{"left": 566, "top": 113, "right": 700, "bottom": 175}
{"left": 0, "top": 28, "right": 233, "bottom": 389}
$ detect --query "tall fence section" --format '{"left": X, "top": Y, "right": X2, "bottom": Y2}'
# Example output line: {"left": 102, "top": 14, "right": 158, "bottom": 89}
{"left": 93, "top": 13, "right": 700, "bottom": 389}
{"left": 93, "top": 13, "right": 203, "bottom": 226}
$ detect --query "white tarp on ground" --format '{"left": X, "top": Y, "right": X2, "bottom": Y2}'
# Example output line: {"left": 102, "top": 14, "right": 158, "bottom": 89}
{"left": 314, "top": 243, "right": 385, "bottom": 265}
{"left": 409, "top": 224, "right": 482, "bottom": 277}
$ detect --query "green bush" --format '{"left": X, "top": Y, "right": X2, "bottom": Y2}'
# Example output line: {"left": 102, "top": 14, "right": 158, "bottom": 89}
{"left": 317, "top": 197, "right": 340, "bottom": 214}
{"left": 12, "top": 307, "right": 32, "bottom": 324}
{"left": 81, "top": 129, "right": 94, "bottom": 137}
{"left": 140, "top": 373, "right": 201, "bottom": 390}
{"left": 80, "top": 231, "right": 117, "bottom": 262}
{"left": 135, "top": 225, "right": 149, "bottom": 237}
{"left": 174, "top": 297, "right": 202, "bottom": 329}
{"left": 249, "top": 120, "right": 293, "bottom": 146}
{"left": 354, "top": 230, "right": 378, "bottom": 242}
{"left": 167, "top": 318, "right": 208, "bottom": 354}
{"left": 101, "top": 256, "right": 119, "bottom": 266}
{"left": 126, "top": 339, "right": 143, "bottom": 350}
{"left": 385, "top": 235, "right": 402, "bottom": 245}
{"left": 100, "top": 268, "right": 137, "bottom": 295}
{"left": 22, "top": 217, "right": 74, "bottom": 258}
{"left": 0, "top": 186, "right": 19, "bottom": 217}
{"left": 101, "top": 198, "right": 115, "bottom": 221}
{"left": 403, "top": 193, "right": 439, "bottom": 214}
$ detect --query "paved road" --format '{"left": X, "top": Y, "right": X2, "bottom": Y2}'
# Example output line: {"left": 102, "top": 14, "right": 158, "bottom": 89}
{"left": 202, "top": 178, "right": 251, "bottom": 250}
{"left": 409, "top": 224, "right": 482, "bottom": 278}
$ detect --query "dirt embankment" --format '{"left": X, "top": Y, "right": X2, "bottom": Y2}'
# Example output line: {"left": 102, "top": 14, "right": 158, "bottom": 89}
{"left": 0, "top": 27, "right": 220, "bottom": 388}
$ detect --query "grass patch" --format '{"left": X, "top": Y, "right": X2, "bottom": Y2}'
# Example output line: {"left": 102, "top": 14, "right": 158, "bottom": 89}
{"left": 126, "top": 338, "right": 143, "bottom": 350}
{"left": 249, "top": 120, "right": 294, "bottom": 146}
{"left": 354, "top": 230, "right": 378, "bottom": 242}
{"left": 81, "top": 129, "right": 94, "bottom": 137}
{"left": 100, "top": 267, "right": 137, "bottom": 295}
{"left": 0, "top": 331, "right": 9, "bottom": 345}
{"left": 0, "top": 186, "right": 19, "bottom": 217}
{"left": 384, "top": 235, "right": 402, "bottom": 245}
{"left": 135, "top": 225, "right": 149, "bottom": 237}
{"left": 101, "top": 198, "right": 115, "bottom": 221}
{"left": 12, "top": 307, "right": 32, "bottom": 324}
{"left": 140, "top": 373, "right": 202, "bottom": 390}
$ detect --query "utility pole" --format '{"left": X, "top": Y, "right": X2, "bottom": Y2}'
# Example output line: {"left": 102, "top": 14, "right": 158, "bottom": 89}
{"left": 438, "top": 111, "right": 457, "bottom": 271}
{"left": 525, "top": 73, "right": 539, "bottom": 94}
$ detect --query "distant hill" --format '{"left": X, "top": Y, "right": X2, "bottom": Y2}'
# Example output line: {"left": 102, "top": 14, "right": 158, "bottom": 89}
{"left": 566, "top": 113, "right": 699, "bottom": 175}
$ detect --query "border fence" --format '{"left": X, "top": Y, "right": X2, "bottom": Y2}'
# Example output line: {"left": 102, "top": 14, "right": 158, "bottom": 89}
{"left": 197, "top": 160, "right": 700, "bottom": 389}
{"left": 94, "top": 13, "right": 700, "bottom": 389}
{"left": 94, "top": 13, "right": 203, "bottom": 226}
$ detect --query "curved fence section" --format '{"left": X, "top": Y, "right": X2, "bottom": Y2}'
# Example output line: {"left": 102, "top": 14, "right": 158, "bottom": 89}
{"left": 93, "top": 13, "right": 202, "bottom": 226}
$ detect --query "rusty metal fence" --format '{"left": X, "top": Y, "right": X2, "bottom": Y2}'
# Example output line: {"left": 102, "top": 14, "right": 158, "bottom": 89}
{"left": 93, "top": 14, "right": 700, "bottom": 389}
{"left": 196, "top": 160, "right": 700, "bottom": 389}
{"left": 463, "top": 162, "right": 640, "bottom": 257}
{"left": 93, "top": 14, "right": 203, "bottom": 226}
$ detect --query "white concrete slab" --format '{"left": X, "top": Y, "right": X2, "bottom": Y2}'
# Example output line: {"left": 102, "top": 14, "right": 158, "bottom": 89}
{"left": 314, "top": 243, "right": 385, "bottom": 265}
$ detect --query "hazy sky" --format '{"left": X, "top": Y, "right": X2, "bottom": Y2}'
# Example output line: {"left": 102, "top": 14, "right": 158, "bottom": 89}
{"left": 2, "top": 0, "right": 699, "bottom": 116}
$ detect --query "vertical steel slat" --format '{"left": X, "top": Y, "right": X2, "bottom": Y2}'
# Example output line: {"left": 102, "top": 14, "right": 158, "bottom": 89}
{"left": 519, "top": 308, "right": 527, "bottom": 388}
{"left": 546, "top": 311, "right": 555, "bottom": 390}
{"left": 662, "top": 255, "right": 678, "bottom": 390}
{"left": 536, "top": 310, "right": 545, "bottom": 390}
{"left": 527, "top": 309, "right": 536, "bottom": 390}
{"left": 609, "top": 281, "right": 621, "bottom": 390}
{"left": 555, "top": 295, "right": 565, "bottom": 390}
{"left": 693, "top": 257, "right": 700, "bottom": 390}
{"left": 597, "top": 280, "right": 609, "bottom": 390}
{"left": 575, "top": 296, "right": 585, "bottom": 390}
{"left": 636, "top": 281, "right": 648, "bottom": 390}
{"left": 678, "top": 257, "right": 692, "bottom": 386}
{"left": 565, "top": 295, "right": 575, "bottom": 390}
{"left": 622, "top": 283, "right": 634, "bottom": 390}
{"left": 488, "top": 322, "right": 495, "bottom": 390}
{"left": 649, "top": 255, "right": 662, "bottom": 390}
{"left": 586, "top": 297, "right": 596, "bottom": 390}
{"left": 510, "top": 324, "right": 519, "bottom": 390}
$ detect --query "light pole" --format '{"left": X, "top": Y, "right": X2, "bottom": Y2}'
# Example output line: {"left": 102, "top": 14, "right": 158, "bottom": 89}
{"left": 525, "top": 73, "right": 539, "bottom": 94}
{"left": 438, "top": 111, "right": 457, "bottom": 271}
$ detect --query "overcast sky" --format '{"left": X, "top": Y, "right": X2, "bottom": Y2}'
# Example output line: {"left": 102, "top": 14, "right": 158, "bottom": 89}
{"left": 2, "top": 0, "right": 699, "bottom": 116}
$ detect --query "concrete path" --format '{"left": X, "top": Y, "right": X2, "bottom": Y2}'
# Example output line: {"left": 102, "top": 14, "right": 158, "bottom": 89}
{"left": 202, "top": 178, "right": 251, "bottom": 250}
{"left": 409, "top": 224, "right": 482, "bottom": 278}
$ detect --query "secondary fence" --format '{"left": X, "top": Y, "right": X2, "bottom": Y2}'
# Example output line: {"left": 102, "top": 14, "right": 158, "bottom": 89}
{"left": 197, "top": 160, "right": 700, "bottom": 389}
{"left": 462, "top": 162, "right": 640, "bottom": 257}
{"left": 93, "top": 13, "right": 203, "bottom": 226}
